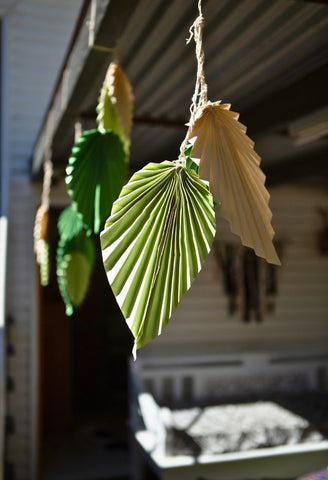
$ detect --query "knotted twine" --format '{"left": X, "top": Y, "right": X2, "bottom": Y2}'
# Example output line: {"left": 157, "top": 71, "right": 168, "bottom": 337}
{"left": 179, "top": 0, "right": 208, "bottom": 163}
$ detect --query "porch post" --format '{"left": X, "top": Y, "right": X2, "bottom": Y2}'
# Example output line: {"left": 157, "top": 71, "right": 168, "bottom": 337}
{"left": 0, "top": 16, "right": 10, "bottom": 480}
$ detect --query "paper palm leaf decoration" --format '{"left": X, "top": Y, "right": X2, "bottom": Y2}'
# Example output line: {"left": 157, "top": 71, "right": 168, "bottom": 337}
{"left": 34, "top": 204, "right": 50, "bottom": 286}
{"left": 101, "top": 161, "right": 216, "bottom": 357}
{"left": 57, "top": 231, "right": 96, "bottom": 316}
{"left": 66, "top": 129, "right": 127, "bottom": 235}
{"left": 184, "top": 141, "right": 198, "bottom": 173}
{"left": 58, "top": 205, "right": 85, "bottom": 242}
{"left": 96, "top": 62, "right": 134, "bottom": 152}
{"left": 187, "top": 101, "right": 280, "bottom": 265}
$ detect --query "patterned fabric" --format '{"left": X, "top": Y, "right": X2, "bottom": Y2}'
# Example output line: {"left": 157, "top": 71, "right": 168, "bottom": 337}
{"left": 298, "top": 470, "right": 328, "bottom": 480}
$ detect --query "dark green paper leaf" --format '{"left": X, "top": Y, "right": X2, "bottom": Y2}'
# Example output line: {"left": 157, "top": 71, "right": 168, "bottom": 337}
{"left": 100, "top": 161, "right": 216, "bottom": 357}
{"left": 66, "top": 129, "right": 127, "bottom": 235}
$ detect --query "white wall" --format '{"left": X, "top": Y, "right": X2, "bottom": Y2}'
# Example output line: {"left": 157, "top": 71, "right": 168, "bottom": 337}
{"left": 142, "top": 183, "right": 328, "bottom": 358}
{"left": 1, "top": 2, "right": 82, "bottom": 478}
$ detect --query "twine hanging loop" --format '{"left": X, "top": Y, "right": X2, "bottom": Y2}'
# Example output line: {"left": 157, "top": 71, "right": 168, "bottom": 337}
{"left": 179, "top": 0, "right": 208, "bottom": 164}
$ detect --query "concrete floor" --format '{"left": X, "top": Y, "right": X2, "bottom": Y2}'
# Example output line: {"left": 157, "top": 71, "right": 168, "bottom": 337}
{"left": 41, "top": 406, "right": 131, "bottom": 480}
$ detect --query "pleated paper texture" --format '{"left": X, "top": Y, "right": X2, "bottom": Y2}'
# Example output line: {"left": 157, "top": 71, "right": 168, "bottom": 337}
{"left": 66, "top": 129, "right": 127, "bottom": 235}
{"left": 97, "top": 62, "right": 134, "bottom": 146}
{"left": 57, "top": 231, "right": 96, "bottom": 316}
{"left": 187, "top": 101, "right": 280, "bottom": 265}
{"left": 101, "top": 161, "right": 216, "bottom": 357}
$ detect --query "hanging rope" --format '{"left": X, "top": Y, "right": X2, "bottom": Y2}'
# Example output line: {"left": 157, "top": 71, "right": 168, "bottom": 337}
{"left": 179, "top": 0, "right": 208, "bottom": 163}
{"left": 41, "top": 149, "right": 53, "bottom": 211}
{"left": 188, "top": 0, "right": 208, "bottom": 117}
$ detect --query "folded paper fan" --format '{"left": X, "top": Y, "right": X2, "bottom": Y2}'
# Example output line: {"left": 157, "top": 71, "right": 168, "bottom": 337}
{"left": 187, "top": 101, "right": 280, "bottom": 265}
{"left": 57, "top": 231, "right": 96, "bottom": 316}
{"left": 66, "top": 129, "right": 127, "bottom": 235}
{"left": 101, "top": 161, "right": 216, "bottom": 357}
{"left": 97, "top": 62, "right": 134, "bottom": 144}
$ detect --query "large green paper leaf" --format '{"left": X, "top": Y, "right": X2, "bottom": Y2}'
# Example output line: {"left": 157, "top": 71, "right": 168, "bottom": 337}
{"left": 57, "top": 231, "right": 96, "bottom": 316}
{"left": 66, "top": 129, "right": 127, "bottom": 235}
{"left": 100, "top": 161, "right": 216, "bottom": 357}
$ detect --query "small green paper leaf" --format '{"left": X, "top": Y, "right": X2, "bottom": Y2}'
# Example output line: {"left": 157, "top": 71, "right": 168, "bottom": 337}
{"left": 96, "top": 62, "right": 133, "bottom": 154}
{"left": 97, "top": 91, "right": 129, "bottom": 155}
{"left": 57, "top": 231, "right": 96, "bottom": 316}
{"left": 66, "top": 129, "right": 127, "bottom": 235}
{"left": 63, "top": 252, "right": 92, "bottom": 308}
{"left": 184, "top": 142, "right": 198, "bottom": 173}
{"left": 58, "top": 205, "right": 84, "bottom": 242}
{"left": 100, "top": 161, "right": 216, "bottom": 357}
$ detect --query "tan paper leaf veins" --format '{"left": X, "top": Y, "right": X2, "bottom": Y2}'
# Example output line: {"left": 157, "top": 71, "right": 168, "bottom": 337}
{"left": 187, "top": 101, "right": 280, "bottom": 265}
{"left": 104, "top": 62, "right": 134, "bottom": 138}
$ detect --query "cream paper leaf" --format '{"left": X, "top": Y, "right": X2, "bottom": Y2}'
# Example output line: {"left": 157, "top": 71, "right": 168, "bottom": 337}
{"left": 187, "top": 101, "right": 280, "bottom": 265}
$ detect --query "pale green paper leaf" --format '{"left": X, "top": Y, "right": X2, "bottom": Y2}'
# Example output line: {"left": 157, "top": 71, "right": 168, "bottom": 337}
{"left": 96, "top": 62, "right": 133, "bottom": 154}
{"left": 63, "top": 252, "right": 91, "bottom": 308}
{"left": 56, "top": 231, "right": 96, "bottom": 316}
{"left": 100, "top": 161, "right": 216, "bottom": 357}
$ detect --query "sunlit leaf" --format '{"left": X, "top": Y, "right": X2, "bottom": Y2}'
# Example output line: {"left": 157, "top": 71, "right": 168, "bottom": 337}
{"left": 96, "top": 62, "right": 134, "bottom": 152}
{"left": 65, "top": 129, "right": 127, "bottom": 235}
{"left": 184, "top": 141, "right": 198, "bottom": 173}
{"left": 187, "top": 101, "right": 280, "bottom": 265}
{"left": 101, "top": 161, "right": 216, "bottom": 357}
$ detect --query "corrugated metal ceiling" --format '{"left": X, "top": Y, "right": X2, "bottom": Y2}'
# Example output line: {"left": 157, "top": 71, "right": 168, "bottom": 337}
{"left": 111, "top": 0, "right": 328, "bottom": 170}
{"left": 32, "top": 0, "right": 328, "bottom": 181}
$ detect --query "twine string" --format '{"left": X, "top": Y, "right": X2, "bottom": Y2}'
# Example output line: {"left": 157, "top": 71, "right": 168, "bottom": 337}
{"left": 41, "top": 149, "right": 53, "bottom": 211}
{"left": 179, "top": 0, "right": 208, "bottom": 164}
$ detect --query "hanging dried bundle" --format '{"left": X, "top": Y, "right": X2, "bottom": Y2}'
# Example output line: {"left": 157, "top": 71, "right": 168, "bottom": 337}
{"left": 34, "top": 205, "right": 50, "bottom": 287}
{"left": 34, "top": 156, "right": 52, "bottom": 287}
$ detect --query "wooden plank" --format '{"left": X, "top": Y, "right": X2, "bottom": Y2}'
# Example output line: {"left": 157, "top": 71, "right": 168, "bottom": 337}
{"left": 32, "top": 0, "right": 139, "bottom": 178}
